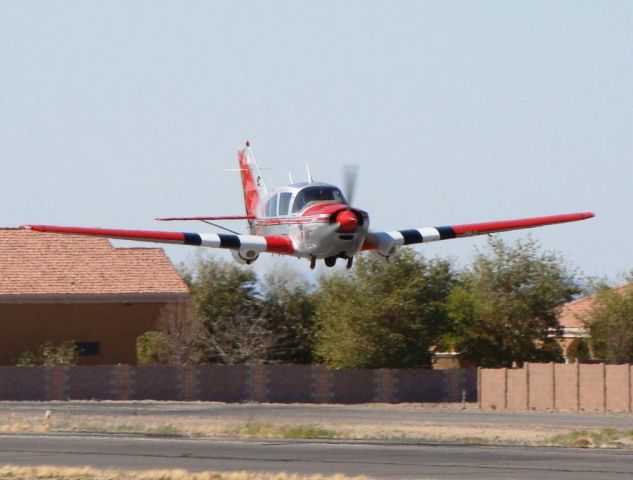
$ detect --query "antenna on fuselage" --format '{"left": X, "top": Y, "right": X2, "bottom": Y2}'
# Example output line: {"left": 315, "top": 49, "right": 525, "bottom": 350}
{"left": 305, "top": 163, "right": 314, "bottom": 183}
{"left": 288, "top": 172, "right": 294, "bottom": 184}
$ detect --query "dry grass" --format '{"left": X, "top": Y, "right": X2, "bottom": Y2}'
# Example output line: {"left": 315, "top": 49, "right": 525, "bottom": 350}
{"left": 0, "top": 465, "right": 368, "bottom": 480}
{"left": 0, "top": 413, "right": 343, "bottom": 439}
{"left": 1, "top": 409, "right": 631, "bottom": 448}
{"left": 549, "top": 428, "right": 633, "bottom": 448}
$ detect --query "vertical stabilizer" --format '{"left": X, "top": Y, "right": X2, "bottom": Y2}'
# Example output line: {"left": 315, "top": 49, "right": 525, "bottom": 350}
{"left": 238, "top": 141, "right": 268, "bottom": 218}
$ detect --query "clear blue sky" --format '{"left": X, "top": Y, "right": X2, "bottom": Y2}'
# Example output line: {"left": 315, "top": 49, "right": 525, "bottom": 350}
{"left": 2, "top": 1, "right": 631, "bottom": 280}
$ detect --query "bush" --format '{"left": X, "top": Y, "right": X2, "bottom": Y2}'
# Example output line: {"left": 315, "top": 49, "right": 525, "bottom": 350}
{"left": 137, "top": 331, "right": 171, "bottom": 365}
{"left": 17, "top": 341, "right": 78, "bottom": 366}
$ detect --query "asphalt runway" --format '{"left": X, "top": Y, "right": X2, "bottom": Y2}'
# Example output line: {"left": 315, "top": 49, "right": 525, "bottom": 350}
{"left": 2, "top": 433, "right": 633, "bottom": 479}
{"left": 3, "top": 402, "right": 633, "bottom": 478}
{"left": 3, "top": 401, "right": 633, "bottom": 430}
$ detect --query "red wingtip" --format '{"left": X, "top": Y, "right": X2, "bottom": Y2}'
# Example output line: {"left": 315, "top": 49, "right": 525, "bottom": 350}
{"left": 575, "top": 211, "right": 595, "bottom": 220}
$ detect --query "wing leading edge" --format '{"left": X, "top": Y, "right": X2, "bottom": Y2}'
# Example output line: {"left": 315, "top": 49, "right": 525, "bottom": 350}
{"left": 23, "top": 211, "right": 593, "bottom": 262}
{"left": 21, "top": 225, "right": 295, "bottom": 255}
{"left": 363, "top": 212, "right": 595, "bottom": 257}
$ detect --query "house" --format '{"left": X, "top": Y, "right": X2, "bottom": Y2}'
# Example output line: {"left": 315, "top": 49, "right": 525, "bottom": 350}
{"left": 556, "top": 295, "right": 593, "bottom": 362}
{"left": 0, "top": 228, "right": 189, "bottom": 365}
{"left": 556, "top": 285, "right": 631, "bottom": 362}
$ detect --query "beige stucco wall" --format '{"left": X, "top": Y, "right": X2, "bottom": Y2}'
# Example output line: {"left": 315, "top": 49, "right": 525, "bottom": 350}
{"left": 480, "top": 362, "right": 633, "bottom": 412}
{"left": 0, "top": 303, "right": 172, "bottom": 365}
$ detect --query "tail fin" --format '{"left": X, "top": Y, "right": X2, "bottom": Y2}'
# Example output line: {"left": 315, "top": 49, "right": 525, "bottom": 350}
{"left": 238, "top": 141, "right": 268, "bottom": 217}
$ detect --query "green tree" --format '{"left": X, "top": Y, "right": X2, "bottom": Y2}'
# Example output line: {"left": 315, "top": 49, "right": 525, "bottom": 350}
{"left": 137, "top": 305, "right": 216, "bottom": 365}
{"left": 182, "top": 255, "right": 320, "bottom": 364}
{"left": 446, "top": 237, "right": 578, "bottom": 367}
{"left": 261, "top": 269, "right": 316, "bottom": 363}
{"left": 584, "top": 285, "right": 633, "bottom": 363}
{"left": 182, "top": 254, "right": 270, "bottom": 364}
{"left": 183, "top": 254, "right": 260, "bottom": 330}
{"left": 314, "top": 250, "right": 456, "bottom": 368}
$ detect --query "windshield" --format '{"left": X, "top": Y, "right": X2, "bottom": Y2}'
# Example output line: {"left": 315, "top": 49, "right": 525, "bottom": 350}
{"left": 292, "top": 186, "right": 347, "bottom": 212}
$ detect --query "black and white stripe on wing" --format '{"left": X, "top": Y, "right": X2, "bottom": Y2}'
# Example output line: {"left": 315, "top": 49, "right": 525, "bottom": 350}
{"left": 182, "top": 233, "right": 263, "bottom": 250}
{"left": 397, "top": 226, "right": 457, "bottom": 245}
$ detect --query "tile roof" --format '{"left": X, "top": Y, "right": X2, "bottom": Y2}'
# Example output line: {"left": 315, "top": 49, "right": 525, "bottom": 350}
{"left": 558, "top": 285, "right": 631, "bottom": 328}
{"left": 557, "top": 296, "right": 595, "bottom": 328}
{"left": 0, "top": 229, "right": 189, "bottom": 302}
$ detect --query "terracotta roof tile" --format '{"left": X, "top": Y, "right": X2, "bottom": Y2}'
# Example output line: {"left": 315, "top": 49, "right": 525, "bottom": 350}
{"left": 0, "top": 229, "right": 189, "bottom": 300}
{"left": 558, "top": 296, "right": 596, "bottom": 328}
{"left": 558, "top": 285, "right": 631, "bottom": 328}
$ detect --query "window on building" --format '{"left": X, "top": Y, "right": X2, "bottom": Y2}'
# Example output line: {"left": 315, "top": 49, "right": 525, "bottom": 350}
{"left": 75, "top": 342, "right": 100, "bottom": 356}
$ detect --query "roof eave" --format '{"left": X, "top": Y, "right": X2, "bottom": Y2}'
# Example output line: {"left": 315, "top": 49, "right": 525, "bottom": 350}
{"left": 0, "top": 292, "right": 189, "bottom": 305}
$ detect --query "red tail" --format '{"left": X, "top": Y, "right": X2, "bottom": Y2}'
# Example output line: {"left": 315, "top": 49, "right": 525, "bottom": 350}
{"left": 238, "top": 142, "right": 268, "bottom": 217}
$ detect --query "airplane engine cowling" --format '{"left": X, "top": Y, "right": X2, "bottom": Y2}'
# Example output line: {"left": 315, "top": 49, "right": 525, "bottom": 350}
{"left": 231, "top": 248, "right": 260, "bottom": 265}
{"left": 367, "top": 231, "right": 401, "bottom": 260}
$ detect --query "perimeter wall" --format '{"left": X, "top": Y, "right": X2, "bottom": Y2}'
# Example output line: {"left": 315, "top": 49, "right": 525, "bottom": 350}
{"left": 0, "top": 364, "right": 477, "bottom": 403}
{"left": 479, "top": 362, "right": 633, "bottom": 412}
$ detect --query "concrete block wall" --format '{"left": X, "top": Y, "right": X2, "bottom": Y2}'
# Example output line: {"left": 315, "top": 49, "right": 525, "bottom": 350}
{"left": 479, "top": 362, "right": 633, "bottom": 412}
{"left": 0, "top": 364, "right": 477, "bottom": 403}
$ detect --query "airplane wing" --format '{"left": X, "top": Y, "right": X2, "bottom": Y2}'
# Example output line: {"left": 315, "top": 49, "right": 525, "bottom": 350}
{"left": 155, "top": 215, "right": 255, "bottom": 221}
{"left": 21, "top": 225, "right": 295, "bottom": 255}
{"left": 363, "top": 212, "right": 595, "bottom": 257}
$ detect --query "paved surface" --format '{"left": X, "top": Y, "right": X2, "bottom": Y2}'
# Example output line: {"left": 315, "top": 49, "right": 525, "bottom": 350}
{"left": 2, "top": 433, "right": 633, "bottom": 479}
{"left": 2, "top": 401, "right": 633, "bottom": 430}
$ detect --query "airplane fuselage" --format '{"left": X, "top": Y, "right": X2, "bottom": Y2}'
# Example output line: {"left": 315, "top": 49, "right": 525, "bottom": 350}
{"left": 252, "top": 182, "right": 369, "bottom": 263}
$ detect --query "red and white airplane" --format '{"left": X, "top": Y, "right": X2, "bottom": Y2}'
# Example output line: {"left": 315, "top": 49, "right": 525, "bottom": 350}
{"left": 23, "top": 142, "right": 594, "bottom": 269}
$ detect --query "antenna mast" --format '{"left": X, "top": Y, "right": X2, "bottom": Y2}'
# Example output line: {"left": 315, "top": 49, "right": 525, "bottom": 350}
{"left": 305, "top": 163, "right": 314, "bottom": 183}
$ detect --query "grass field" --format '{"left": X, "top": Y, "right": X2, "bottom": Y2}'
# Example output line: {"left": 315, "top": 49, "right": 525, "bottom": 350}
{"left": 0, "top": 465, "right": 368, "bottom": 480}
{"left": 2, "top": 407, "right": 633, "bottom": 448}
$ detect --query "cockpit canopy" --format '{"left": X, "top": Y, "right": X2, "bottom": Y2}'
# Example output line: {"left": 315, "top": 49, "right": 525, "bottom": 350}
{"left": 262, "top": 184, "right": 348, "bottom": 217}
{"left": 292, "top": 186, "right": 347, "bottom": 213}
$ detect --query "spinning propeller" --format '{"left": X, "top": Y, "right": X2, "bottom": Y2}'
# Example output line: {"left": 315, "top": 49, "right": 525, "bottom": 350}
{"left": 343, "top": 164, "right": 358, "bottom": 205}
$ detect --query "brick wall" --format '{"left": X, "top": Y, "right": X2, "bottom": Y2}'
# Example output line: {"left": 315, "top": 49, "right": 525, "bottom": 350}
{"left": 0, "top": 364, "right": 477, "bottom": 403}
{"left": 479, "top": 362, "right": 633, "bottom": 412}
